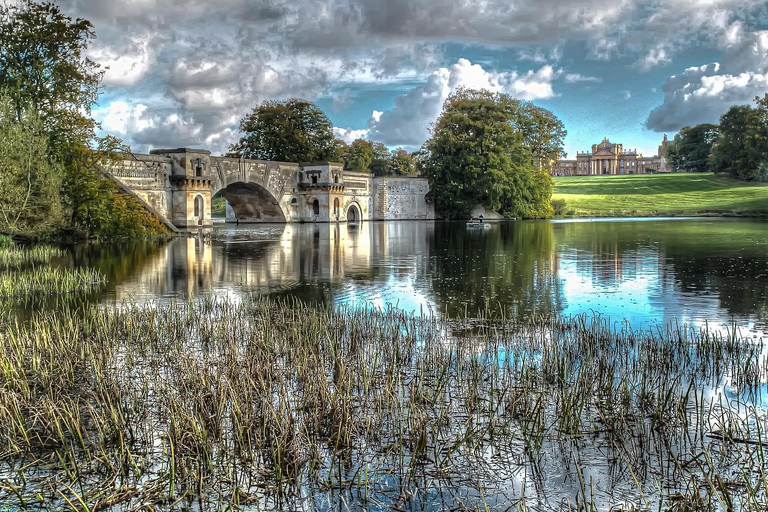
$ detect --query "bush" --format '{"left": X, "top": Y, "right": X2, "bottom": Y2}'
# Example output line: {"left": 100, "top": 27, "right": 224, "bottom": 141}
{"left": 552, "top": 199, "right": 568, "bottom": 216}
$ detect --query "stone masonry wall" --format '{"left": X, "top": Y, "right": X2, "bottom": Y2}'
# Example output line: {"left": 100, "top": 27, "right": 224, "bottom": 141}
{"left": 372, "top": 177, "right": 435, "bottom": 220}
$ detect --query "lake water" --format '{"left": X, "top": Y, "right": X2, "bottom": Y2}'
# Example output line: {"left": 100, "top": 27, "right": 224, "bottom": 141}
{"left": 75, "top": 217, "right": 768, "bottom": 335}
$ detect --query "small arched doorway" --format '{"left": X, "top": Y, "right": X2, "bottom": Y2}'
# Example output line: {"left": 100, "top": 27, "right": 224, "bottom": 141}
{"left": 333, "top": 198, "right": 340, "bottom": 220}
{"left": 346, "top": 203, "right": 361, "bottom": 223}
{"left": 194, "top": 195, "right": 204, "bottom": 225}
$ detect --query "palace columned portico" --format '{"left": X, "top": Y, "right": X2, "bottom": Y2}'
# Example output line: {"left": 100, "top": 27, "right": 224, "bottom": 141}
{"left": 552, "top": 136, "right": 670, "bottom": 176}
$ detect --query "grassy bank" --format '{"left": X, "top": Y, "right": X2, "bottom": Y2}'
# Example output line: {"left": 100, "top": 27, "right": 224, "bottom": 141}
{"left": 552, "top": 172, "right": 768, "bottom": 217}
{"left": 1, "top": 296, "right": 767, "bottom": 510}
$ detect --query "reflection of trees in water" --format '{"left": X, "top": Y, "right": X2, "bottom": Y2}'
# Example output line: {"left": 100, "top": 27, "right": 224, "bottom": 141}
{"left": 2, "top": 240, "right": 170, "bottom": 318}
{"left": 72, "top": 220, "right": 768, "bottom": 331}
{"left": 73, "top": 239, "right": 169, "bottom": 289}
{"left": 427, "top": 222, "right": 564, "bottom": 317}
{"left": 671, "top": 256, "right": 768, "bottom": 328}
{"left": 554, "top": 220, "right": 768, "bottom": 329}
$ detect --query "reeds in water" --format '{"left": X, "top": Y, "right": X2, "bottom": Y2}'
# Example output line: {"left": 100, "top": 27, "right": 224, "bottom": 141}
{"left": 0, "top": 266, "right": 105, "bottom": 297}
{"left": 0, "top": 245, "right": 65, "bottom": 269}
{"left": 0, "top": 297, "right": 765, "bottom": 511}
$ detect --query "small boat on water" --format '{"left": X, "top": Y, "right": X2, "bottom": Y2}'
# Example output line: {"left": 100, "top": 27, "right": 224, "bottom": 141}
{"left": 467, "top": 214, "right": 491, "bottom": 228}
{"left": 466, "top": 220, "right": 491, "bottom": 229}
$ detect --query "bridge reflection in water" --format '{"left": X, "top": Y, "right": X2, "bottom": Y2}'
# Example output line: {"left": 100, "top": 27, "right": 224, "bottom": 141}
{"left": 102, "top": 219, "right": 768, "bottom": 334}
{"left": 111, "top": 222, "right": 439, "bottom": 312}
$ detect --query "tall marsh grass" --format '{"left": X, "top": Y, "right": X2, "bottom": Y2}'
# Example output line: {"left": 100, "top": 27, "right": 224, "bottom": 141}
{"left": 0, "top": 266, "right": 105, "bottom": 297}
{"left": 0, "top": 245, "right": 65, "bottom": 269}
{"left": 0, "top": 297, "right": 766, "bottom": 510}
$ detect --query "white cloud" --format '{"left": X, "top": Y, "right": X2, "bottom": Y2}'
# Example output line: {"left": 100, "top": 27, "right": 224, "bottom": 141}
{"left": 363, "top": 58, "right": 559, "bottom": 147}
{"left": 94, "top": 100, "right": 238, "bottom": 154}
{"left": 56, "top": 0, "right": 768, "bottom": 151}
{"left": 636, "top": 47, "right": 671, "bottom": 71}
{"left": 629, "top": 0, "right": 766, "bottom": 70}
{"left": 646, "top": 30, "right": 768, "bottom": 131}
{"left": 333, "top": 127, "right": 370, "bottom": 144}
{"left": 90, "top": 37, "right": 156, "bottom": 87}
{"left": 564, "top": 73, "right": 601, "bottom": 83}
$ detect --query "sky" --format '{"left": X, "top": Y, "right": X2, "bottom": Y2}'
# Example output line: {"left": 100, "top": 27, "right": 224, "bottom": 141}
{"left": 55, "top": 0, "right": 768, "bottom": 159}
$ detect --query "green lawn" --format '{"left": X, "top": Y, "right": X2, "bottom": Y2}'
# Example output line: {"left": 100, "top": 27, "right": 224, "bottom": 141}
{"left": 552, "top": 172, "right": 768, "bottom": 216}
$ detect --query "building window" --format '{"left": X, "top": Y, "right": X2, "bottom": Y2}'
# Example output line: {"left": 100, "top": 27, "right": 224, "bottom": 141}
{"left": 311, "top": 175, "right": 318, "bottom": 185}
{"left": 312, "top": 199, "right": 320, "bottom": 216}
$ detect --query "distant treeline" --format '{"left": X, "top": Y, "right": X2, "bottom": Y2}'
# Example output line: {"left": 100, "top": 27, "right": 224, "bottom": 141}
{"left": 665, "top": 94, "right": 768, "bottom": 181}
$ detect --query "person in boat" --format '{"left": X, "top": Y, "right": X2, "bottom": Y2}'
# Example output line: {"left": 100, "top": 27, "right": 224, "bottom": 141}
{"left": 478, "top": 214, "right": 484, "bottom": 223}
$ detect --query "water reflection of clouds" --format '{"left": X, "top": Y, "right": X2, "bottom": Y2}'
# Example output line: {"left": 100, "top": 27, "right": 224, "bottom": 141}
{"left": 103, "top": 219, "right": 768, "bottom": 336}
{"left": 559, "top": 250, "right": 660, "bottom": 328}
{"left": 557, "top": 247, "right": 766, "bottom": 338}
{"left": 335, "top": 274, "right": 438, "bottom": 316}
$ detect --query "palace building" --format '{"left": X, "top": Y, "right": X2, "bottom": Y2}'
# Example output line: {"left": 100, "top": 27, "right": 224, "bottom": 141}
{"left": 552, "top": 136, "right": 670, "bottom": 176}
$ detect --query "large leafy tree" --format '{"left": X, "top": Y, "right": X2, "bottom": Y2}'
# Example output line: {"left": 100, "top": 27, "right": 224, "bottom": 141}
{"left": 0, "top": 1, "right": 101, "bottom": 155}
{"left": 389, "top": 149, "right": 418, "bottom": 176}
{"left": 0, "top": 1, "right": 167, "bottom": 238}
{"left": 366, "top": 142, "right": 392, "bottom": 176}
{"left": 231, "top": 99, "right": 341, "bottom": 162}
{"left": 665, "top": 124, "right": 719, "bottom": 172}
{"left": 710, "top": 95, "right": 768, "bottom": 181}
{"left": 341, "top": 139, "right": 377, "bottom": 172}
{"left": 514, "top": 102, "right": 567, "bottom": 169}
{"left": 420, "top": 89, "right": 556, "bottom": 219}
{"left": 341, "top": 139, "right": 418, "bottom": 176}
{"left": 0, "top": 95, "right": 63, "bottom": 236}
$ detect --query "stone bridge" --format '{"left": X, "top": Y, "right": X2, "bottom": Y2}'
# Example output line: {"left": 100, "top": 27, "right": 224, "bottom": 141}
{"left": 104, "top": 147, "right": 434, "bottom": 230}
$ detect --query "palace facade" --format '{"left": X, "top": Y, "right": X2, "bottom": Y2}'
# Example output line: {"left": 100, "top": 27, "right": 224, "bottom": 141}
{"left": 552, "top": 136, "right": 670, "bottom": 176}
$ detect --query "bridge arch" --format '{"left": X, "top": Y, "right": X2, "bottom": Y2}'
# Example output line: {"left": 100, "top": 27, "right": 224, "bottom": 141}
{"left": 211, "top": 160, "right": 295, "bottom": 223}
{"left": 346, "top": 201, "right": 363, "bottom": 223}
{"left": 214, "top": 182, "right": 287, "bottom": 223}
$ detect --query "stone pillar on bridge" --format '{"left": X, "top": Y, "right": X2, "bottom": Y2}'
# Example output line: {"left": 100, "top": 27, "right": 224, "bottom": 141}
{"left": 150, "top": 148, "right": 214, "bottom": 228}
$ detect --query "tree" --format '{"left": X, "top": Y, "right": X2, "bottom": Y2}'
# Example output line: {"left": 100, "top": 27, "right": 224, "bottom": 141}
{"left": 231, "top": 99, "right": 341, "bottom": 162}
{"left": 0, "top": 1, "right": 101, "bottom": 155}
{"left": 710, "top": 95, "right": 768, "bottom": 181}
{"left": 342, "top": 140, "right": 419, "bottom": 176}
{"left": 342, "top": 139, "right": 375, "bottom": 172}
{"left": 514, "top": 102, "right": 567, "bottom": 170}
{"left": 420, "top": 89, "right": 555, "bottom": 219}
{"left": 0, "top": 95, "right": 63, "bottom": 236}
{"left": 389, "top": 149, "right": 418, "bottom": 176}
{"left": 0, "top": 1, "right": 168, "bottom": 238}
{"left": 665, "top": 124, "right": 719, "bottom": 172}
{"left": 367, "top": 142, "right": 392, "bottom": 176}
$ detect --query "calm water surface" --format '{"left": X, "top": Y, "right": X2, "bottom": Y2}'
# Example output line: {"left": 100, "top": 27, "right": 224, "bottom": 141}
{"left": 76, "top": 218, "right": 768, "bottom": 335}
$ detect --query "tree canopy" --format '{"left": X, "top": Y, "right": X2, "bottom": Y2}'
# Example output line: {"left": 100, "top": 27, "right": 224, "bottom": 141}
{"left": 339, "top": 138, "right": 419, "bottom": 176}
{"left": 230, "top": 99, "right": 341, "bottom": 162}
{"left": 0, "top": 95, "right": 63, "bottom": 236}
{"left": 665, "top": 124, "right": 719, "bottom": 172}
{"left": 710, "top": 95, "right": 768, "bottom": 182}
{"left": 0, "top": 0, "right": 101, "bottom": 154}
{"left": 0, "top": 0, "right": 168, "bottom": 239}
{"left": 420, "top": 89, "right": 557, "bottom": 219}
{"left": 514, "top": 101, "right": 567, "bottom": 169}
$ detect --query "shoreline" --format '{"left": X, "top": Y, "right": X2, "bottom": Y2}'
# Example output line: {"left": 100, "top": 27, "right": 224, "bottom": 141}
{"left": 558, "top": 209, "right": 768, "bottom": 220}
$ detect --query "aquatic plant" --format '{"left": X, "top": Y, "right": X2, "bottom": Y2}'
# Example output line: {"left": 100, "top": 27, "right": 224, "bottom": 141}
{"left": 0, "top": 266, "right": 104, "bottom": 296}
{"left": 0, "top": 245, "right": 65, "bottom": 268}
{"left": 0, "top": 297, "right": 766, "bottom": 510}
